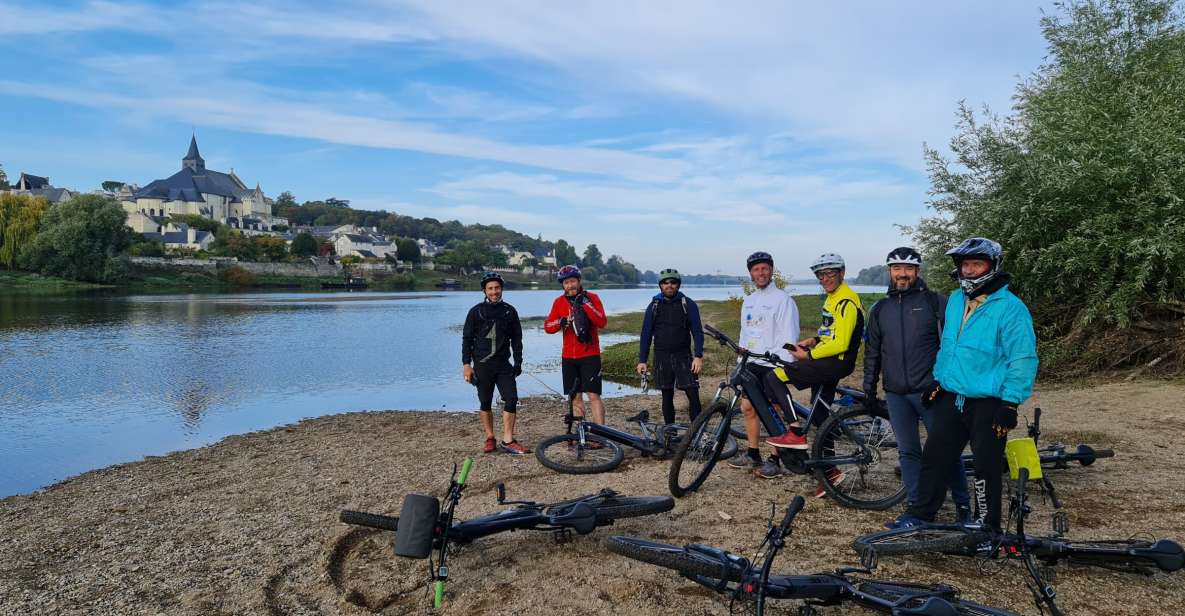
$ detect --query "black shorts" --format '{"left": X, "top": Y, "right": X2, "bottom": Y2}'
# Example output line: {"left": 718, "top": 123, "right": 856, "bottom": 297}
{"left": 562, "top": 356, "right": 602, "bottom": 396}
{"left": 652, "top": 350, "right": 698, "bottom": 390}
{"left": 474, "top": 360, "right": 518, "bottom": 413}
{"left": 775, "top": 356, "right": 852, "bottom": 390}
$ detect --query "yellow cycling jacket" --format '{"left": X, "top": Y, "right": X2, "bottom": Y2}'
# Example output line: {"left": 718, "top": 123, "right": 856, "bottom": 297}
{"left": 809, "top": 282, "right": 863, "bottom": 362}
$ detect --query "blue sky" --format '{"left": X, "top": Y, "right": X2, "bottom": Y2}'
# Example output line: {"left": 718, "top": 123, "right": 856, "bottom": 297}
{"left": 0, "top": 1, "right": 1053, "bottom": 276}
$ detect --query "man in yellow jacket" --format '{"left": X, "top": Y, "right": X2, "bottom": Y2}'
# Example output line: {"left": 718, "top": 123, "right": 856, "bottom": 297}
{"left": 758, "top": 253, "right": 864, "bottom": 494}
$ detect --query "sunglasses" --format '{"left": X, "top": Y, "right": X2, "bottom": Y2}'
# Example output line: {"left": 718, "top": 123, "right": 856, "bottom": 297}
{"left": 815, "top": 270, "right": 841, "bottom": 280}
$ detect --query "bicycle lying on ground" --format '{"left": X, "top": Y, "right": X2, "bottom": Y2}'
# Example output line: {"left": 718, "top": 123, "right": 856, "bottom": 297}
{"left": 961, "top": 407, "right": 1114, "bottom": 474}
{"left": 854, "top": 447, "right": 1183, "bottom": 616}
{"left": 339, "top": 458, "right": 674, "bottom": 609}
{"left": 535, "top": 387, "right": 739, "bottom": 474}
{"left": 608, "top": 495, "right": 1019, "bottom": 615}
{"left": 668, "top": 324, "right": 904, "bottom": 509}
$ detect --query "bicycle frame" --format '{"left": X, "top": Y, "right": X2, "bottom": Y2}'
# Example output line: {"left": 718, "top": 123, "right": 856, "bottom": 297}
{"left": 564, "top": 408, "right": 681, "bottom": 457}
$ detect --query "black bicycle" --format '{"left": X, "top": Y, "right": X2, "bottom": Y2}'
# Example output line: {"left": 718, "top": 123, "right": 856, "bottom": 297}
{"left": 961, "top": 407, "right": 1114, "bottom": 474}
{"left": 609, "top": 495, "right": 1018, "bottom": 616}
{"left": 668, "top": 324, "right": 904, "bottom": 509}
{"left": 854, "top": 467, "right": 1184, "bottom": 616}
{"left": 339, "top": 457, "right": 674, "bottom": 609}
{"left": 535, "top": 390, "right": 738, "bottom": 474}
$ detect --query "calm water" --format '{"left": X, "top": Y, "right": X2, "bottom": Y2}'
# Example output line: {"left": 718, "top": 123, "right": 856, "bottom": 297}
{"left": 0, "top": 284, "right": 881, "bottom": 497}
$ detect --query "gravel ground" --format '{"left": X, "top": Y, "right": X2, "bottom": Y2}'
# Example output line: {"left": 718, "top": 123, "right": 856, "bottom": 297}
{"left": 2, "top": 381, "right": 1183, "bottom": 615}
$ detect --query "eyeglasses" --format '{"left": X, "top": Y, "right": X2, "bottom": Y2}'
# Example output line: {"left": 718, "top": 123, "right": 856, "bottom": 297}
{"left": 815, "top": 270, "right": 841, "bottom": 280}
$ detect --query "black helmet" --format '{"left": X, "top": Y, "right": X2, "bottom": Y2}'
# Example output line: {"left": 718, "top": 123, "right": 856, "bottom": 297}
{"left": 746, "top": 251, "right": 773, "bottom": 271}
{"left": 480, "top": 272, "right": 504, "bottom": 289}
{"left": 885, "top": 246, "right": 923, "bottom": 267}
{"left": 945, "top": 237, "right": 1004, "bottom": 296}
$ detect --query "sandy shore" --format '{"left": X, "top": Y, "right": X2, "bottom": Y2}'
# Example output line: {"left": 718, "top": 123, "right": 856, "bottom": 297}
{"left": 2, "top": 381, "right": 1184, "bottom": 615}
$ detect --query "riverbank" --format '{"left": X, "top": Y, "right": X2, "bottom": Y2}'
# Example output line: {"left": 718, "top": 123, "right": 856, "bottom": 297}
{"left": 0, "top": 271, "right": 107, "bottom": 292}
{"left": 2, "top": 382, "right": 1183, "bottom": 615}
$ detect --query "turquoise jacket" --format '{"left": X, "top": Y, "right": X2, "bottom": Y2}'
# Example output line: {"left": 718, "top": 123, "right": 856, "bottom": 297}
{"left": 934, "top": 284, "right": 1038, "bottom": 405}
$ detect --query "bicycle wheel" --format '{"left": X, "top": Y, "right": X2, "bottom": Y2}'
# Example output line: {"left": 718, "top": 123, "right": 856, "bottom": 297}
{"left": 535, "top": 434, "right": 624, "bottom": 474}
{"left": 669, "top": 401, "right": 733, "bottom": 497}
{"left": 812, "top": 406, "right": 907, "bottom": 510}
{"left": 584, "top": 494, "right": 675, "bottom": 522}
{"left": 854, "top": 581, "right": 1017, "bottom": 616}
{"left": 606, "top": 536, "right": 747, "bottom": 582}
{"left": 664, "top": 422, "right": 739, "bottom": 460}
{"left": 853, "top": 524, "right": 989, "bottom": 557}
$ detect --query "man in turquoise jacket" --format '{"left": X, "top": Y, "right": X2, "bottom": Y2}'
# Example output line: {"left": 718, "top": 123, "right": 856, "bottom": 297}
{"left": 887, "top": 238, "right": 1038, "bottom": 531}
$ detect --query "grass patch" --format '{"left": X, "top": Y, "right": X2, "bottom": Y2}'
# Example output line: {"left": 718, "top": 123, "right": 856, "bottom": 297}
{"left": 0, "top": 270, "right": 107, "bottom": 291}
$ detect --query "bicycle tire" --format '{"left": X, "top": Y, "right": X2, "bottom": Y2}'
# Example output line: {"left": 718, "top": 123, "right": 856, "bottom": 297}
{"left": 853, "top": 524, "right": 989, "bottom": 557}
{"left": 854, "top": 580, "right": 1018, "bottom": 616}
{"left": 586, "top": 495, "right": 675, "bottom": 521}
{"left": 663, "top": 423, "right": 739, "bottom": 460}
{"left": 535, "top": 433, "right": 625, "bottom": 474}
{"left": 606, "top": 536, "right": 747, "bottom": 582}
{"left": 668, "top": 401, "right": 732, "bottom": 497}
{"left": 813, "top": 406, "right": 906, "bottom": 510}
{"left": 340, "top": 510, "right": 400, "bottom": 532}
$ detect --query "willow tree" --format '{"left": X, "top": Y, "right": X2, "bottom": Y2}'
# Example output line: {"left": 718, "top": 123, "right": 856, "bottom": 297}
{"left": 0, "top": 193, "right": 48, "bottom": 268}
{"left": 911, "top": 0, "right": 1185, "bottom": 374}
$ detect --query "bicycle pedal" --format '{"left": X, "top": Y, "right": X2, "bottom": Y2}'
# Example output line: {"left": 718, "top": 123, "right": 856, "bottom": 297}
{"left": 553, "top": 528, "right": 574, "bottom": 544}
{"left": 1052, "top": 511, "right": 1069, "bottom": 536}
{"left": 857, "top": 547, "right": 879, "bottom": 570}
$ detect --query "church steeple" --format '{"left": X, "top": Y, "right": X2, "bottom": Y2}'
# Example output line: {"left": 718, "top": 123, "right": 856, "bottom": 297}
{"left": 182, "top": 135, "right": 205, "bottom": 172}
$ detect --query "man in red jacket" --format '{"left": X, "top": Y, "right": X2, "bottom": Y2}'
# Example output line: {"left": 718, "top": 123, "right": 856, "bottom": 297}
{"left": 544, "top": 265, "right": 608, "bottom": 423}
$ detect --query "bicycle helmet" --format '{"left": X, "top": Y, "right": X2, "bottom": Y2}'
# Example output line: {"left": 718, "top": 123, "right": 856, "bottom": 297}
{"left": 657, "top": 268, "right": 681, "bottom": 285}
{"left": 945, "top": 237, "right": 1004, "bottom": 296}
{"left": 480, "top": 271, "right": 504, "bottom": 289}
{"left": 809, "top": 253, "right": 845, "bottom": 273}
{"left": 556, "top": 264, "right": 582, "bottom": 282}
{"left": 746, "top": 251, "right": 773, "bottom": 270}
{"left": 885, "top": 246, "right": 923, "bottom": 267}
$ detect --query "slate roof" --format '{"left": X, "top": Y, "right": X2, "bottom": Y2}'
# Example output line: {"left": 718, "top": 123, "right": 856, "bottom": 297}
{"left": 355, "top": 250, "right": 378, "bottom": 258}
{"left": 143, "top": 229, "right": 212, "bottom": 246}
{"left": 342, "top": 234, "right": 373, "bottom": 244}
{"left": 16, "top": 173, "right": 49, "bottom": 190}
{"left": 135, "top": 137, "right": 252, "bottom": 203}
{"left": 21, "top": 187, "right": 73, "bottom": 203}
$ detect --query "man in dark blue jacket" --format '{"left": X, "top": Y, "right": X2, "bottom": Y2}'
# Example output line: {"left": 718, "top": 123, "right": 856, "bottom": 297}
{"left": 863, "top": 247, "right": 970, "bottom": 523}
{"left": 635, "top": 269, "right": 705, "bottom": 424}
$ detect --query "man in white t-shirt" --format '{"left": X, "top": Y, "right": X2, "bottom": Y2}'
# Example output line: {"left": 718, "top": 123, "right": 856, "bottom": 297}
{"left": 725, "top": 251, "right": 801, "bottom": 472}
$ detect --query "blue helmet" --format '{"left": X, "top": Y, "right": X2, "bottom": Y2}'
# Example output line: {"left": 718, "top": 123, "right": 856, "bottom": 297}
{"left": 946, "top": 237, "right": 1004, "bottom": 296}
{"left": 556, "top": 264, "right": 581, "bottom": 282}
{"left": 746, "top": 251, "right": 773, "bottom": 271}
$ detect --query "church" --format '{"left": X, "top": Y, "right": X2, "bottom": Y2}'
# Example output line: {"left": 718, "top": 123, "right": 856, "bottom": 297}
{"left": 124, "top": 136, "right": 280, "bottom": 234}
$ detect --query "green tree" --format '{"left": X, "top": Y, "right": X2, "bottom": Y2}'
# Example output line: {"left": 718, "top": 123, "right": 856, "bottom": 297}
{"left": 20, "top": 194, "right": 132, "bottom": 282}
{"left": 396, "top": 237, "right": 422, "bottom": 263}
{"left": 101, "top": 181, "right": 124, "bottom": 192}
{"left": 0, "top": 193, "right": 48, "bottom": 268}
{"left": 853, "top": 264, "right": 890, "bottom": 286}
{"left": 166, "top": 214, "right": 221, "bottom": 233}
{"left": 255, "top": 235, "right": 288, "bottom": 262}
{"left": 272, "top": 191, "right": 297, "bottom": 216}
{"left": 0, "top": 163, "right": 8, "bottom": 190}
{"left": 554, "top": 239, "right": 579, "bottom": 266}
{"left": 290, "top": 232, "right": 319, "bottom": 257}
{"left": 582, "top": 243, "right": 604, "bottom": 269}
{"left": 223, "top": 232, "right": 260, "bottom": 261}
{"left": 909, "top": 0, "right": 1185, "bottom": 370}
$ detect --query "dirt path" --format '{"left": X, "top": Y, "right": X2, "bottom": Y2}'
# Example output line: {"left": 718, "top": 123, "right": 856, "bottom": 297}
{"left": 2, "top": 381, "right": 1183, "bottom": 615}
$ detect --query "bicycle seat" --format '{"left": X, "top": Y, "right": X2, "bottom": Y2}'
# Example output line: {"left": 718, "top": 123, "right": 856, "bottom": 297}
{"left": 626, "top": 410, "right": 650, "bottom": 424}
{"left": 547, "top": 502, "right": 598, "bottom": 535}
{"left": 892, "top": 596, "right": 959, "bottom": 616}
{"left": 1138, "top": 539, "right": 1185, "bottom": 572}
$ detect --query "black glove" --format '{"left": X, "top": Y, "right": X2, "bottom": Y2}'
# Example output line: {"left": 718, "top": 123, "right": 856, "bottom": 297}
{"left": 559, "top": 316, "right": 569, "bottom": 329}
{"left": 921, "top": 382, "right": 944, "bottom": 408}
{"left": 576, "top": 291, "right": 590, "bottom": 305}
{"left": 862, "top": 389, "right": 879, "bottom": 412}
{"left": 993, "top": 403, "right": 1018, "bottom": 437}
{"left": 514, "top": 364, "right": 523, "bottom": 377}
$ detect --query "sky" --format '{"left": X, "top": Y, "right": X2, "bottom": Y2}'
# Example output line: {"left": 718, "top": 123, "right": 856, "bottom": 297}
{"left": 0, "top": 1, "right": 1055, "bottom": 277}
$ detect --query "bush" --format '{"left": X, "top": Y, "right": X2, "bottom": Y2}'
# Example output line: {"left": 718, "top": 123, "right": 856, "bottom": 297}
{"left": 220, "top": 265, "right": 256, "bottom": 287}
{"left": 20, "top": 194, "right": 132, "bottom": 282}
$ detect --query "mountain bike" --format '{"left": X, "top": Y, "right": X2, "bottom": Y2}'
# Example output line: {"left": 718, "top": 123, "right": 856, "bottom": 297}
{"left": 536, "top": 389, "right": 738, "bottom": 474}
{"left": 854, "top": 462, "right": 1184, "bottom": 615}
{"left": 608, "top": 495, "right": 1018, "bottom": 615}
{"left": 668, "top": 324, "right": 904, "bottom": 510}
{"left": 339, "top": 457, "right": 674, "bottom": 609}
{"left": 961, "top": 407, "right": 1114, "bottom": 474}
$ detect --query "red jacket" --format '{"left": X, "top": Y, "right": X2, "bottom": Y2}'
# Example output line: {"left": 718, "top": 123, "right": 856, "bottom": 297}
{"left": 544, "top": 291, "right": 607, "bottom": 359}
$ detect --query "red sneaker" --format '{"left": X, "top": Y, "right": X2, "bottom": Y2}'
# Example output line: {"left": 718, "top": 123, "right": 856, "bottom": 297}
{"left": 766, "top": 431, "right": 809, "bottom": 450}
{"left": 815, "top": 467, "right": 846, "bottom": 498}
{"left": 483, "top": 437, "right": 497, "bottom": 454}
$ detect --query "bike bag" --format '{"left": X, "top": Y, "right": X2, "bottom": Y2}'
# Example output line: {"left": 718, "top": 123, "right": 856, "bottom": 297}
{"left": 1005, "top": 437, "right": 1043, "bottom": 481}
{"left": 736, "top": 366, "right": 787, "bottom": 436}
{"left": 393, "top": 494, "right": 440, "bottom": 559}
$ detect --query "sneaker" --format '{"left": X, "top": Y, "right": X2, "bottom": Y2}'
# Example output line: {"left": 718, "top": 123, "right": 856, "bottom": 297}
{"left": 885, "top": 514, "right": 926, "bottom": 530}
{"left": 500, "top": 440, "right": 531, "bottom": 455}
{"left": 815, "top": 467, "right": 845, "bottom": 498}
{"left": 765, "top": 430, "right": 809, "bottom": 450}
{"left": 756, "top": 456, "right": 786, "bottom": 479}
{"left": 483, "top": 437, "right": 497, "bottom": 454}
{"left": 955, "top": 504, "right": 973, "bottom": 525}
{"left": 727, "top": 453, "right": 763, "bottom": 470}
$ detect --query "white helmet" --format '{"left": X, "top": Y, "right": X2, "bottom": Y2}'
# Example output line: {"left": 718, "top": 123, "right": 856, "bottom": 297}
{"left": 885, "top": 246, "right": 923, "bottom": 267}
{"left": 809, "top": 253, "right": 845, "bottom": 273}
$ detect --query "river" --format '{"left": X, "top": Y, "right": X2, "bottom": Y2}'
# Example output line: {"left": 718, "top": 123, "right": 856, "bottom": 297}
{"left": 0, "top": 284, "right": 882, "bottom": 497}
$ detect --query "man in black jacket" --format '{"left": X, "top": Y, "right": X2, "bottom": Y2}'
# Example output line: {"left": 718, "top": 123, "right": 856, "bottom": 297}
{"left": 462, "top": 272, "right": 528, "bottom": 455}
{"left": 863, "top": 247, "right": 970, "bottom": 521}
{"left": 634, "top": 269, "right": 705, "bottom": 424}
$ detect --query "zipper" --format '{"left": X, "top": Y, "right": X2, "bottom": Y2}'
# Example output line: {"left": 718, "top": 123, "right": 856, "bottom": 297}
{"left": 897, "top": 293, "right": 910, "bottom": 391}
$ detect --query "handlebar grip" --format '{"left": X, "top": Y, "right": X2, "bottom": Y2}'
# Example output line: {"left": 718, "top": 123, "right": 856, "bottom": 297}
{"left": 340, "top": 510, "right": 400, "bottom": 531}
{"left": 458, "top": 457, "right": 474, "bottom": 485}
{"left": 779, "top": 496, "right": 806, "bottom": 533}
